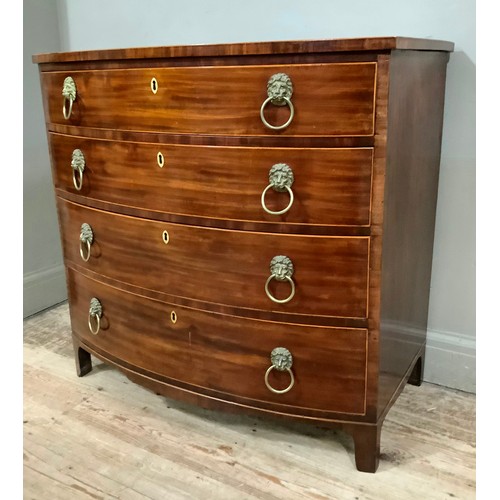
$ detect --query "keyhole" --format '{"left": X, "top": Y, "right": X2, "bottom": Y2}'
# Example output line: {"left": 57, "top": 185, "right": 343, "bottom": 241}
{"left": 170, "top": 311, "right": 177, "bottom": 324}
{"left": 151, "top": 77, "right": 158, "bottom": 94}
{"left": 157, "top": 151, "right": 164, "bottom": 168}
{"left": 162, "top": 230, "right": 169, "bottom": 244}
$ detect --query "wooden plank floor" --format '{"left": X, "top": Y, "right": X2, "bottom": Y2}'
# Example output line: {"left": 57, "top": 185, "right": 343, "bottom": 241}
{"left": 24, "top": 303, "right": 476, "bottom": 500}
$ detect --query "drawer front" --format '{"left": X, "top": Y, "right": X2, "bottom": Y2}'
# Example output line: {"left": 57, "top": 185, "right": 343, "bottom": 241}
{"left": 42, "top": 63, "right": 376, "bottom": 136}
{"left": 58, "top": 199, "right": 369, "bottom": 319}
{"left": 50, "top": 133, "right": 373, "bottom": 227}
{"left": 68, "top": 268, "right": 367, "bottom": 415}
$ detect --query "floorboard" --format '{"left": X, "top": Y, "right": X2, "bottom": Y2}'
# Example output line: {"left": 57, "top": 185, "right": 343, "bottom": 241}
{"left": 23, "top": 303, "right": 476, "bottom": 499}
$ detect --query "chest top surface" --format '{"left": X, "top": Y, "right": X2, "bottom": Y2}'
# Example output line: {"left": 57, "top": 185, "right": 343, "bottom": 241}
{"left": 32, "top": 36, "right": 454, "bottom": 64}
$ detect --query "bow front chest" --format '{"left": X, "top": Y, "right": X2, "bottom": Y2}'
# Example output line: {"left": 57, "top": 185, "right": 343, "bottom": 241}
{"left": 34, "top": 37, "right": 453, "bottom": 472}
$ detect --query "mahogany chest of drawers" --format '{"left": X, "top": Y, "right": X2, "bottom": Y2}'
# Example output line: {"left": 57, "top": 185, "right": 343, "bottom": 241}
{"left": 34, "top": 37, "right": 453, "bottom": 472}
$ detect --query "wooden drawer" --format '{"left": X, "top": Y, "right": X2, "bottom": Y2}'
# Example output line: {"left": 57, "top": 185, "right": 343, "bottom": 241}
{"left": 68, "top": 268, "right": 368, "bottom": 415}
{"left": 58, "top": 199, "right": 369, "bottom": 319}
{"left": 50, "top": 133, "right": 373, "bottom": 227}
{"left": 41, "top": 63, "right": 376, "bottom": 136}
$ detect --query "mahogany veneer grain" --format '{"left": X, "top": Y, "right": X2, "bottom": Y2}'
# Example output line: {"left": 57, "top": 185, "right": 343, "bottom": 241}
{"left": 57, "top": 198, "right": 370, "bottom": 320}
{"left": 41, "top": 63, "right": 376, "bottom": 136}
{"left": 32, "top": 36, "right": 454, "bottom": 64}
{"left": 49, "top": 133, "right": 373, "bottom": 227}
{"left": 68, "top": 268, "right": 368, "bottom": 416}
{"left": 35, "top": 37, "right": 453, "bottom": 472}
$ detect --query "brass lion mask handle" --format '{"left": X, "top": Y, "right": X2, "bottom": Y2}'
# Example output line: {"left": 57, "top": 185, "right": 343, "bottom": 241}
{"left": 264, "top": 255, "right": 296, "bottom": 304}
{"left": 265, "top": 347, "right": 295, "bottom": 394}
{"left": 71, "top": 149, "right": 85, "bottom": 191}
{"left": 260, "top": 73, "right": 295, "bottom": 130}
{"left": 79, "top": 223, "right": 94, "bottom": 262}
{"left": 62, "top": 76, "right": 77, "bottom": 120}
{"left": 88, "top": 297, "right": 103, "bottom": 335}
{"left": 261, "top": 163, "right": 294, "bottom": 215}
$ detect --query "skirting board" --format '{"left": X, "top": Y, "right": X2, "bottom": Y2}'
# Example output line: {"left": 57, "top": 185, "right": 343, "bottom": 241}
{"left": 23, "top": 263, "right": 67, "bottom": 318}
{"left": 424, "top": 328, "right": 476, "bottom": 394}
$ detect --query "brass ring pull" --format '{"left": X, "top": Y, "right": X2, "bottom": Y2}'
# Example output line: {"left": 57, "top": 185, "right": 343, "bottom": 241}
{"left": 265, "top": 347, "right": 295, "bottom": 394}
{"left": 265, "top": 255, "right": 295, "bottom": 304}
{"left": 260, "top": 96, "right": 294, "bottom": 130}
{"left": 80, "top": 239, "right": 91, "bottom": 262}
{"left": 88, "top": 297, "right": 103, "bottom": 335}
{"left": 88, "top": 311, "right": 101, "bottom": 335}
{"left": 71, "top": 149, "right": 85, "bottom": 191}
{"left": 79, "top": 223, "right": 93, "bottom": 262}
{"left": 63, "top": 96, "right": 74, "bottom": 120}
{"left": 62, "top": 76, "right": 76, "bottom": 120}
{"left": 73, "top": 168, "right": 83, "bottom": 190}
{"left": 265, "top": 274, "right": 295, "bottom": 304}
{"left": 261, "top": 163, "right": 295, "bottom": 215}
{"left": 261, "top": 184, "right": 294, "bottom": 215}
{"left": 260, "top": 73, "right": 294, "bottom": 131}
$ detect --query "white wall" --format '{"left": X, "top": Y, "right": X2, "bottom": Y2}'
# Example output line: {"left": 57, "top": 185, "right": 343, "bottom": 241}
{"left": 24, "top": 0, "right": 67, "bottom": 317}
{"left": 50, "top": 0, "right": 475, "bottom": 391}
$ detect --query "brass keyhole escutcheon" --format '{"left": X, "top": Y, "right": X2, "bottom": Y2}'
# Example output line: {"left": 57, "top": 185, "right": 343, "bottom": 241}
{"left": 151, "top": 77, "right": 158, "bottom": 94}
{"left": 157, "top": 151, "right": 164, "bottom": 168}
{"left": 162, "top": 230, "right": 170, "bottom": 244}
{"left": 170, "top": 311, "right": 177, "bottom": 324}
